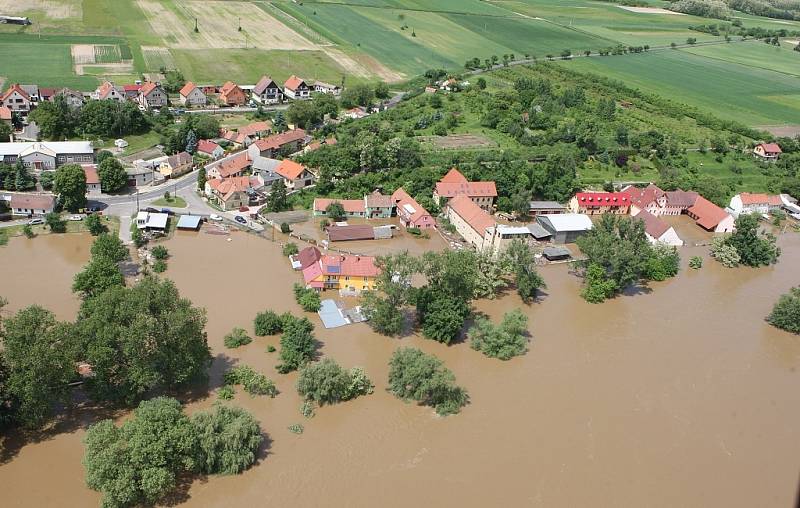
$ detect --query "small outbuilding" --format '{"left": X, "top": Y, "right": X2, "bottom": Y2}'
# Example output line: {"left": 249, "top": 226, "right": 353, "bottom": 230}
{"left": 327, "top": 224, "right": 375, "bottom": 242}
{"left": 136, "top": 211, "right": 169, "bottom": 231}
{"left": 542, "top": 246, "right": 571, "bottom": 261}
{"left": 176, "top": 215, "right": 203, "bottom": 231}
{"left": 536, "top": 213, "right": 593, "bottom": 244}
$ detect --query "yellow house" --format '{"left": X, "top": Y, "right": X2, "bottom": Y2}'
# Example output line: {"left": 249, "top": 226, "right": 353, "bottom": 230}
{"left": 302, "top": 254, "right": 379, "bottom": 294}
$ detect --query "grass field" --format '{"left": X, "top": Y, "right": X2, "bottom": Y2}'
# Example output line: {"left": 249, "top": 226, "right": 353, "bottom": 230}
{"left": 561, "top": 47, "right": 800, "bottom": 126}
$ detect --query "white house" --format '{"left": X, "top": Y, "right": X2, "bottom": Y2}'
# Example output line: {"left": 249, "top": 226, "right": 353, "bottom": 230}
{"left": 1, "top": 84, "right": 33, "bottom": 115}
{"left": 284, "top": 75, "right": 311, "bottom": 100}
{"left": 92, "top": 81, "right": 125, "bottom": 102}
{"left": 728, "top": 192, "right": 783, "bottom": 216}
{"left": 313, "top": 81, "right": 341, "bottom": 96}
{"left": 0, "top": 141, "right": 94, "bottom": 170}
{"left": 179, "top": 82, "right": 207, "bottom": 107}
{"left": 252, "top": 76, "right": 283, "bottom": 104}
{"left": 137, "top": 82, "right": 168, "bottom": 110}
{"left": 633, "top": 209, "right": 683, "bottom": 247}
{"left": 753, "top": 143, "right": 782, "bottom": 161}
{"left": 10, "top": 193, "right": 55, "bottom": 216}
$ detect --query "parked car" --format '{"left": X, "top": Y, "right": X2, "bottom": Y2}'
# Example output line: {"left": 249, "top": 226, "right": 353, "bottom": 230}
{"left": 209, "top": 214, "right": 223, "bottom": 221}
{"left": 28, "top": 218, "right": 44, "bottom": 225}
{"left": 234, "top": 216, "right": 247, "bottom": 225}
{"left": 114, "top": 139, "right": 129, "bottom": 149}
{"left": 68, "top": 214, "right": 83, "bottom": 221}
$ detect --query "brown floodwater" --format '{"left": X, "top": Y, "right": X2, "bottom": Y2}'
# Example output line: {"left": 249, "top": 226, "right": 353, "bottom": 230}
{"left": 2, "top": 228, "right": 800, "bottom": 507}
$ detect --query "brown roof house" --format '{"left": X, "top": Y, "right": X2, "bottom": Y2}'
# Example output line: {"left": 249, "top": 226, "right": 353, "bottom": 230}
{"left": 205, "top": 176, "right": 263, "bottom": 211}
{"left": 284, "top": 75, "right": 311, "bottom": 100}
{"left": 753, "top": 143, "right": 782, "bottom": 161}
{"left": 687, "top": 196, "right": 735, "bottom": 233}
{"left": 137, "top": 82, "right": 168, "bottom": 110}
{"left": 10, "top": 193, "right": 55, "bottom": 216}
{"left": 274, "top": 159, "right": 314, "bottom": 190}
{"left": 247, "top": 129, "right": 307, "bottom": 158}
{"left": 207, "top": 152, "right": 251, "bottom": 179}
{"left": 253, "top": 76, "right": 283, "bottom": 104}
{"left": 179, "top": 82, "right": 207, "bottom": 107}
{"left": 83, "top": 164, "right": 101, "bottom": 195}
{"left": 433, "top": 168, "right": 497, "bottom": 212}
{"left": 157, "top": 151, "right": 193, "bottom": 178}
{"left": 219, "top": 81, "right": 247, "bottom": 106}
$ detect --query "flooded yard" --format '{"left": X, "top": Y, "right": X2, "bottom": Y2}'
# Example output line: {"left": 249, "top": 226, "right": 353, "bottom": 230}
{"left": 1, "top": 229, "right": 800, "bottom": 507}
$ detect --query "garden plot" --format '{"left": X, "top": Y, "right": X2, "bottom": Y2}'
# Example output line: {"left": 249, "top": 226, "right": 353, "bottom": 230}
{"left": 71, "top": 43, "right": 131, "bottom": 76}
{"left": 137, "top": 0, "right": 317, "bottom": 51}
{"left": 0, "top": 0, "right": 79, "bottom": 19}
{"left": 141, "top": 46, "right": 176, "bottom": 71}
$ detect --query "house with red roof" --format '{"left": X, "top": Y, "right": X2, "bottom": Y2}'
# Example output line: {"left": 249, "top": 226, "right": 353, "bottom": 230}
{"left": 753, "top": 143, "right": 782, "bottom": 161}
{"left": 284, "top": 75, "right": 311, "bottom": 100}
{"left": 274, "top": 159, "right": 314, "bottom": 190}
{"left": 304, "top": 137, "right": 337, "bottom": 153}
{"left": 179, "top": 82, "right": 206, "bottom": 107}
{"left": 205, "top": 175, "right": 263, "bottom": 210}
{"left": 1, "top": 84, "right": 33, "bottom": 115}
{"left": 312, "top": 198, "right": 367, "bottom": 217}
{"left": 219, "top": 81, "right": 247, "bottom": 106}
{"left": 122, "top": 84, "right": 142, "bottom": 100}
{"left": 10, "top": 193, "right": 55, "bottom": 216}
{"left": 291, "top": 246, "right": 322, "bottom": 271}
{"left": 687, "top": 196, "right": 735, "bottom": 233}
{"left": 137, "top": 82, "right": 168, "bottom": 110}
{"left": 302, "top": 253, "right": 380, "bottom": 293}
{"left": 728, "top": 192, "right": 783, "bottom": 216}
{"left": 82, "top": 164, "right": 101, "bottom": 195}
{"left": 206, "top": 152, "right": 251, "bottom": 179}
{"left": 197, "top": 139, "right": 224, "bottom": 159}
{"left": 433, "top": 168, "right": 497, "bottom": 212}
{"left": 247, "top": 129, "right": 307, "bottom": 158}
{"left": 392, "top": 188, "right": 434, "bottom": 229}
{"left": 253, "top": 76, "right": 283, "bottom": 104}
{"left": 445, "top": 194, "right": 497, "bottom": 249}
{"left": 631, "top": 209, "right": 683, "bottom": 246}
{"left": 622, "top": 184, "right": 699, "bottom": 216}
{"left": 569, "top": 191, "right": 630, "bottom": 215}
{"left": 92, "top": 81, "right": 125, "bottom": 102}
{"left": 0, "top": 105, "right": 11, "bottom": 125}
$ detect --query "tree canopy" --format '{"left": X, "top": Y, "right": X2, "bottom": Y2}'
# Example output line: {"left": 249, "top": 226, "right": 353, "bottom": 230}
{"left": 387, "top": 348, "right": 468, "bottom": 416}
{"left": 469, "top": 309, "right": 529, "bottom": 360}
{"left": 53, "top": 164, "right": 87, "bottom": 212}
{"left": 97, "top": 157, "right": 127, "bottom": 193}
{"left": 723, "top": 213, "right": 780, "bottom": 267}
{"left": 767, "top": 287, "right": 800, "bottom": 334}
{"left": 296, "top": 358, "right": 373, "bottom": 406}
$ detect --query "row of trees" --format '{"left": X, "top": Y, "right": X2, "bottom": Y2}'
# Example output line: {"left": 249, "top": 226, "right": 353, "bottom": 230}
{"left": 29, "top": 96, "right": 149, "bottom": 140}
{"left": 710, "top": 213, "right": 781, "bottom": 267}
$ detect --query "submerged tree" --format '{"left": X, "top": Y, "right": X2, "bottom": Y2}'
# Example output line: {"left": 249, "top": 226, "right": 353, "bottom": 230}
{"left": 767, "top": 287, "right": 800, "bottom": 334}
{"left": 469, "top": 309, "right": 529, "bottom": 360}
{"left": 387, "top": 348, "right": 468, "bottom": 416}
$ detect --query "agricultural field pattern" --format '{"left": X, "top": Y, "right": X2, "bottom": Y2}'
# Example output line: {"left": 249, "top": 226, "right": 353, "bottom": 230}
{"left": 0, "top": 0, "right": 799, "bottom": 128}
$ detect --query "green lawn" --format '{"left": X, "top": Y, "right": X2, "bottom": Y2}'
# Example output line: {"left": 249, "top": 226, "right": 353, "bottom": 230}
{"left": 152, "top": 196, "right": 187, "bottom": 208}
{"left": 0, "top": 40, "right": 97, "bottom": 90}
{"left": 682, "top": 42, "right": 800, "bottom": 78}
{"left": 561, "top": 48, "right": 800, "bottom": 126}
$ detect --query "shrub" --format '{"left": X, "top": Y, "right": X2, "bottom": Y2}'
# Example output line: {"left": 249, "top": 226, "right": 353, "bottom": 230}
{"left": 266, "top": 345, "right": 276, "bottom": 353}
{"left": 45, "top": 212, "right": 66, "bottom": 233}
{"left": 767, "top": 287, "right": 800, "bottom": 334}
{"left": 223, "top": 365, "right": 278, "bottom": 397}
{"left": 254, "top": 310, "right": 283, "bottom": 336}
{"left": 85, "top": 214, "right": 106, "bottom": 235}
{"left": 288, "top": 423, "right": 304, "bottom": 434}
{"left": 319, "top": 218, "right": 330, "bottom": 231}
{"left": 710, "top": 236, "right": 740, "bottom": 268}
{"left": 280, "top": 222, "right": 290, "bottom": 234}
{"left": 151, "top": 245, "right": 169, "bottom": 260}
{"left": 293, "top": 283, "right": 322, "bottom": 312}
{"left": 218, "top": 385, "right": 235, "bottom": 400}
{"left": 22, "top": 224, "right": 34, "bottom": 238}
{"left": 190, "top": 405, "right": 262, "bottom": 475}
{"left": 153, "top": 259, "right": 167, "bottom": 273}
{"left": 224, "top": 327, "right": 252, "bottom": 348}
{"left": 689, "top": 256, "right": 703, "bottom": 269}
{"left": 387, "top": 348, "right": 468, "bottom": 416}
{"left": 469, "top": 309, "right": 529, "bottom": 360}
{"left": 282, "top": 242, "right": 299, "bottom": 257}
{"left": 277, "top": 315, "right": 316, "bottom": 373}
{"left": 296, "top": 358, "right": 373, "bottom": 406}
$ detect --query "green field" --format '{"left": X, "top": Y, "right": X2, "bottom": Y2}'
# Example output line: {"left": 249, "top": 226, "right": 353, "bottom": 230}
{"left": 561, "top": 46, "right": 800, "bottom": 126}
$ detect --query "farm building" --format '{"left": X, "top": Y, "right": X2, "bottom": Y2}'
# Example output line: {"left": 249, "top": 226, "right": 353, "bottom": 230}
{"left": 753, "top": 143, "right": 781, "bottom": 161}
{"left": 687, "top": 196, "right": 735, "bottom": 233}
{"left": 526, "top": 222, "right": 553, "bottom": 241}
{"left": 179, "top": 82, "right": 207, "bottom": 107}
{"left": 433, "top": 168, "right": 497, "bottom": 212}
{"left": 0, "top": 141, "right": 94, "bottom": 169}
{"left": 528, "top": 201, "right": 566, "bottom": 216}
{"left": 536, "top": 214, "right": 593, "bottom": 244}
{"left": 253, "top": 76, "right": 283, "bottom": 104}
{"left": 445, "top": 194, "right": 496, "bottom": 250}
{"left": 365, "top": 191, "right": 394, "bottom": 218}
{"left": 632, "top": 209, "right": 683, "bottom": 247}
{"left": 728, "top": 193, "right": 783, "bottom": 216}
{"left": 284, "top": 75, "right": 311, "bottom": 100}
{"left": 569, "top": 192, "right": 630, "bottom": 215}
{"left": 176, "top": 215, "right": 203, "bottom": 231}
{"left": 392, "top": 188, "right": 434, "bottom": 229}
{"left": 326, "top": 224, "right": 375, "bottom": 242}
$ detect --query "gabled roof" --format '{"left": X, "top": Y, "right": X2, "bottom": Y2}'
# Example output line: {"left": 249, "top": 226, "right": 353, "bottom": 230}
{"left": 574, "top": 192, "right": 630, "bottom": 206}
{"left": 739, "top": 192, "right": 782, "bottom": 206}
{"left": 238, "top": 121, "right": 271, "bottom": 137}
{"left": 197, "top": 139, "right": 221, "bottom": 154}
{"left": 327, "top": 224, "right": 375, "bottom": 242}
{"left": 275, "top": 159, "right": 307, "bottom": 180}
{"left": 624, "top": 183, "right": 664, "bottom": 208}
{"left": 365, "top": 190, "right": 392, "bottom": 208}
{"left": 391, "top": 187, "right": 431, "bottom": 224}
{"left": 688, "top": 196, "right": 730, "bottom": 230}
{"left": 440, "top": 168, "right": 468, "bottom": 184}
{"left": 320, "top": 254, "right": 379, "bottom": 277}
{"left": 2, "top": 84, "right": 31, "bottom": 102}
{"left": 297, "top": 246, "right": 321, "bottom": 270}
{"left": 139, "top": 82, "right": 160, "bottom": 96}
{"left": 538, "top": 213, "right": 593, "bottom": 232}
{"left": 213, "top": 153, "right": 251, "bottom": 178}
{"left": 96, "top": 81, "right": 117, "bottom": 99}
{"left": 10, "top": 193, "right": 54, "bottom": 210}
{"left": 313, "top": 198, "right": 366, "bottom": 214}
{"left": 633, "top": 209, "right": 670, "bottom": 240}
{"left": 219, "top": 81, "right": 242, "bottom": 96}
{"left": 253, "top": 76, "right": 279, "bottom": 94}
{"left": 38, "top": 87, "right": 56, "bottom": 98}
{"left": 179, "top": 81, "right": 199, "bottom": 97}
{"left": 252, "top": 129, "right": 307, "bottom": 152}
{"left": 82, "top": 164, "right": 99, "bottom": 185}
{"left": 123, "top": 84, "right": 141, "bottom": 93}
{"left": 447, "top": 194, "right": 495, "bottom": 235}
{"left": 167, "top": 151, "right": 192, "bottom": 168}
{"left": 284, "top": 75, "right": 306, "bottom": 91}
{"left": 208, "top": 176, "right": 252, "bottom": 202}
{"left": 665, "top": 190, "right": 699, "bottom": 208}
{"left": 757, "top": 142, "right": 782, "bottom": 153}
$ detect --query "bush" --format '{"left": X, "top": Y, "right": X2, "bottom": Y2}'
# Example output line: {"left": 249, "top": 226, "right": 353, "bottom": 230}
{"left": 387, "top": 348, "right": 468, "bottom": 416}
{"left": 224, "top": 327, "right": 252, "bottom": 348}
{"left": 319, "top": 218, "right": 330, "bottom": 231}
{"left": 277, "top": 315, "right": 316, "bottom": 373}
{"left": 296, "top": 358, "right": 373, "bottom": 406}
{"left": 254, "top": 310, "right": 283, "bottom": 336}
{"left": 218, "top": 385, "right": 235, "bottom": 400}
{"left": 469, "top": 309, "right": 529, "bottom": 360}
{"left": 151, "top": 245, "right": 169, "bottom": 260}
{"left": 767, "top": 287, "right": 800, "bottom": 334}
{"left": 280, "top": 222, "right": 290, "bottom": 234}
{"left": 152, "top": 259, "right": 167, "bottom": 273}
{"left": 288, "top": 423, "right": 304, "bottom": 434}
{"left": 45, "top": 212, "right": 66, "bottom": 233}
{"left": 282, "top": 242, "right": 299, "bottom": 257}
{"left": 266, "top": 345, "right": 276, "bottom": 353}
{"left": 710, "top": 236, "right": 740, "bottom": 268}
{"left": 85, "top": 214, "right": 106, "bottom": 236}
{"left": 22, "top": 224, "right": 34, "bottom": 238}
{"left": 293, "top": 283, "right": 322, "bottom": 312}
{"left": 689, "top": 256, "right": 703, "bottom": 269}
{"left": 223, "top": 365, "right": 278, "bottom": 397}
{"left": 190, "top": 405, "right": 263, "bottom": 475}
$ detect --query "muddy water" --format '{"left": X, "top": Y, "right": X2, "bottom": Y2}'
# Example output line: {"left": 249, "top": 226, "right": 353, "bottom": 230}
{"left": 2, "top": 229, "right": 800, "bottom": 507}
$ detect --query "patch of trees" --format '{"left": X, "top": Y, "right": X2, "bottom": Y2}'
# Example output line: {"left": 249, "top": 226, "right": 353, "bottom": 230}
{"left": 576, "top": 215, "right": 680, "bottom": 303}
{"left": 711, "top": 213, "right": 780, "bottom": 267}
{"left": 668, "top": 0, "right": 732, "bottom": 19}
{"left": 97, "top": 157, "right": 127, "bottom": 193}
{"left": 387, "top": 348, "right": 468, "bottom": 416}
{"left": 0, "top": 161, "right": 35, "bottom": 191}
{"left": 72, "top": 234, "right": 127, "bottom": 299}
{"left": 53, "top": 163, "right": 87, "bottom": 212}
{"left": 727, "top": 0, "right": 800, "bottom": 21}
{"left": 84, "top": 397, "right": 263, "bottom": 508}
{"left": 469, "top": 309, "right": 530, "bottom": 360}
{"left": 287, "top": 93, "right": 339, "bottom": 129}
{"left": 293, "top": 283, "right": 322, "bottom": 312}
{"left": 223, "top": 365, "right": 278, "bottom": 397}
{"left": 30, "top": 96, "right": 149, "bottom": 140}
{"left": 767, "top": 287, "right": 800, "bottom": 333}
{"left": 159, "top": 114, "right": 220, "bottom": 155}
{"left": 276, "top": 315, "right": 318, "bottom": 373}
{"left": 296, "top": 358, "right": 373, "bottom": 407}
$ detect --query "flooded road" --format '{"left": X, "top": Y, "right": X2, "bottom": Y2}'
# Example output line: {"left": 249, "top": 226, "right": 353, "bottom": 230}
{"left": 2, "top": 229, "right": 800, "bottom": 507}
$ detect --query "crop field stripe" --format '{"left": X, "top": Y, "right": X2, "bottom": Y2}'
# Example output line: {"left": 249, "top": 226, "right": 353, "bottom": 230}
{"left": 300, "top": 0, "right": 523, "bottom": 17}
